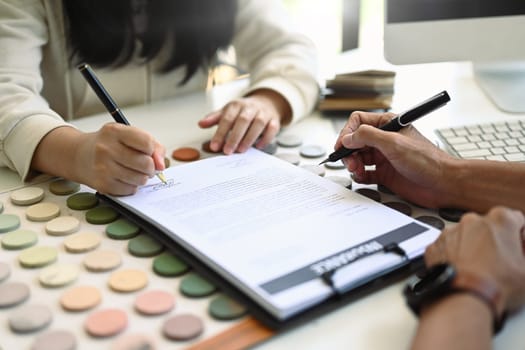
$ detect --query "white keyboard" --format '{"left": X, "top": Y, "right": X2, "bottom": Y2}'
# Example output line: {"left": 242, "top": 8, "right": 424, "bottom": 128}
{"left": 436, "top": 120, "right": 525, "bottom": 162}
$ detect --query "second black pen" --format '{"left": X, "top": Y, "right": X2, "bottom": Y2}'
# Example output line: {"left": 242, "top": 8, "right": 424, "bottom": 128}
{"left": 319, "top": 90, "right": 451, "bottom": 165}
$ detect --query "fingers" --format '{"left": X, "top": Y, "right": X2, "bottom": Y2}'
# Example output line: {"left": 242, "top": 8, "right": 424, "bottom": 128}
{"left": 424, "top": 208, "right": 525, "bottom": 269}
{"left": 335, "top": 111, "right": 395, "bottom": 149}
{"left": 198, "top": 111, "right": 222, "bottom": 129}
{"left": 341, "top": 124, "right": 400, "bottom": 154}
{"left": 208, "top": 102, "right": 242, "bottom": 152}
{"left": 90, "top": 123, "right": 166, "bottom": 195}
{"left": 486, "top": 206, "right": 525, "bottom": 234}
{"left": 255, "top": 118, "right": 280, "bottom": 149}
{"left": 202, "top": 98, "right": 282, "bottom": 154}
{"left": 152, "top": 142, "right": 166, "bottom": 171}
{"left": 223, "top": 106, "right": 258, "bottom": 154}
{"left": 424, "top": 227, "right": 450, "bottom": 267}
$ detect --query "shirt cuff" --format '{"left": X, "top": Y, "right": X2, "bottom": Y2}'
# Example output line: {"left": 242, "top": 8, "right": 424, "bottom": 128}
{"left": 4, "top": 114, "right": 74, "bottom": 181}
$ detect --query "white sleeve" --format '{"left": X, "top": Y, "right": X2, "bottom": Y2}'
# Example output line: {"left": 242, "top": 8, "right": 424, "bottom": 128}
{"left": 232, "top": 0, "right": 320, "bottom": 123}
{"left": 0, "top": 0, "right": 70, "bottom": 180}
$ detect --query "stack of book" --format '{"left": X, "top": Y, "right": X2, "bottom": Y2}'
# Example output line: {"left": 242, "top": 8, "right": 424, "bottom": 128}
{"left": 318, "top": 69, "right": 395, "bottom": 112}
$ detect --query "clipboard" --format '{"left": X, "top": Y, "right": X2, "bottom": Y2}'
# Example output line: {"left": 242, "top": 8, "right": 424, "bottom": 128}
{"left": 97, "top": 149, "right": 439, "bottom": 330}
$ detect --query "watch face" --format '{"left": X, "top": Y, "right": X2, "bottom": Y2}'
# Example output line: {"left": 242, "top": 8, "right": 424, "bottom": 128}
{"left": 403, "top": 263, "right": 456, "bottom": 315}
{"left": 412, "top": 264, "right": 455, "bottom": 295}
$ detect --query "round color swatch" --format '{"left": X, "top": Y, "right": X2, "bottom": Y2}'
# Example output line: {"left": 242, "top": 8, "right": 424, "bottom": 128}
{"left": 261, "top": 142, "right": 278, "bottom": 155}
{"left": 85, "top": 206, "right": 119, "bottom": 225}
{"left": 355, "top": 188, "right": 381, "bottom": 202}
{"left": 1, "top": 229, "right": 38, "bottom": 250}
{"left": 201, "top": 140, "right": 221, "bottom": 154}
{"left": 49, "top": 179, "right": 81, "bottom": 195}
{"left": 416, "top": 215, "right": 446, "bottom": 230}
{"left": 85, "top": 308, "right": 128, "bottom": 338}
{"left": 378, "top": 184, "right": 395, "bottom": 195}
{"left": 128, "top": 234, "right": 164, "bottom": 257}
{"left": 172, "top": 147, "right": 201, "bottom": 161}
{"left": 0, "top": 214, "right": 21, "bottom": 233}
{"left": 164, "top": 156, "right": 171, "bottom": 168}
{"left": 299, "top": 145, "right": 326, "bottom": 158}
{"left": 110, "top": 333, "right": 158, "bottom": 350}
{"left": 134, "top": 290, "right": 175, "bottom": 315}
{"left": 208, "top": 294, "right": 247, "bottom": 320}
{"left": 162, "top": 314, "right": 203, "bottom": 341}
{"left": 63, "top": 232, "right": 101, "bottom": 253}
{"left": 0, "top": 262, "right": 10, "bottom": 282}
{"left": 106, "top": 218, "right": 140, "bottom": 240}
{"left": 60, "top": 285, "right": 102, "bottom": 312}
{"left": 10, "top": 187, "right": 45, "bottom": 206}
{"left": 0, "top": 282, "right": 30, "bottom": 307}
{"left": 324, "top": 160, "right": 346, "bottom": 170}
{"left": 39, "top": 263, "right": 79, "bottom": 288}
{"left": 109, "top": 269, "right": 148, "bottom": 293}
{"left": 438, "top": 207, "right": 467, "bottom": 223}
{"left": 276, "top": 134, "right": 303, "bottom": 147}
{"left": 8, "top": 304, "right": 53, "bottom": 333}
{"left": 66, "top": 192, "right": 99, "bottom": 210}
{"left": 383, "top": 201, "right": 413, "bottom": 217}
{"left": 179, "top": 272, "right": 217, "bottom": 298}
{"left": 83, "top": 249, "right": 122, "bottom": 272}
{"left": 45, "top": 216, "right": 80, "bottom": 236}
{"left": 275, "top": 153, "right": 301, "bottom": 165}
{"left": 300, "top": 164, "right": 326, "bottom": 177}
{"left": 31, "top": 329, "right": 77, "bottom": 350}
{"left": 26, "top": 202, "right": 60, "bottom": 222}
{"left": 153, "top": 252, "right": 189, "bottom": 277}
{"left": 18, "top": 246, "right": 58, "bottom": 268}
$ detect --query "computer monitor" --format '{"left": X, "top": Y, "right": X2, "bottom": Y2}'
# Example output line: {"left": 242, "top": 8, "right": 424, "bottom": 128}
{"left": 383, "top": 0, "right": 525, "bottom": 113}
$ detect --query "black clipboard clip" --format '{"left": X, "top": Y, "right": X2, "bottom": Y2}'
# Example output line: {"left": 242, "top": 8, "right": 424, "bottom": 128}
{"left": 321, "top": 242, "right": 408, "bottom": 296}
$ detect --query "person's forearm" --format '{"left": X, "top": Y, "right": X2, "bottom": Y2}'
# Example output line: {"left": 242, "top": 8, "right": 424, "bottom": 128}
{"left": 441, "top": 158, "right": 525, "bottom": 213}
{"left": 411, "top": 294, "right": 492, "bottom": 350}
{"left": 31, "top": 126, "right": 84, "bottom": 181}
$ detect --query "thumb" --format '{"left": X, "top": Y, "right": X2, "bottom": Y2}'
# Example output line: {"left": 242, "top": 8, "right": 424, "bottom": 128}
{"left": 198, "top": 111, "right": 221, "bottom": 128}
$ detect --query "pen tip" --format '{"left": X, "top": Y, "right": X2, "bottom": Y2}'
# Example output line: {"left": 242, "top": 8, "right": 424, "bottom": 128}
{"left": 318, "top": 159, "right": 328, "bottom": 165}
{"left": 156, "top": 172, "right": 167, "bottom": 184}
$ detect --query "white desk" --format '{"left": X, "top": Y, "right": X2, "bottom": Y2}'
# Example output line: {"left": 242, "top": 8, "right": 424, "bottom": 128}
{"left": 1, "top": 56, "right": 524, "bottom": 350}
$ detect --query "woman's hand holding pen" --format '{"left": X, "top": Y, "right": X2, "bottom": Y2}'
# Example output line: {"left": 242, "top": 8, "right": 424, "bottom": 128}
{"left": 32, "top": 124, "right": 165, "bottom": 195}
{"left": 198, "top": 89, "right": 291, "bottom": 154}
{"left": 335, "top": 111, "right": 455, "bottom": 209}
{"left": 72, "top": 123, "right": 165, "bottom": 196}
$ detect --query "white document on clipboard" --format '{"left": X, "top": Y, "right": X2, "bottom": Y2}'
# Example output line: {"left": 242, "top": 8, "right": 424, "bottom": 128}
{"left": 107, "top": 148, "right": 440, "bottom": 320}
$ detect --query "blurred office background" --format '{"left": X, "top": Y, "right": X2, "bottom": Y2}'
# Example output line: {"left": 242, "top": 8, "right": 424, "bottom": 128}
{"left": 211, "top": 0, "right": 383, "bottom": 86}
{"left": 282, "top": 0, "right": 384, "bottom": 78}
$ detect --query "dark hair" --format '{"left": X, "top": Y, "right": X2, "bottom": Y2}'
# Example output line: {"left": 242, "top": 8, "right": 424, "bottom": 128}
{"left": 63, "top": 0, "right": 237, "bottom": 84}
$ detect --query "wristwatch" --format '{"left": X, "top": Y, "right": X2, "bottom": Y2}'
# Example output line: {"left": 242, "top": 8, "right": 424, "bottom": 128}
{"left": 403, "top": 263, "right": 506, "bottom": 334}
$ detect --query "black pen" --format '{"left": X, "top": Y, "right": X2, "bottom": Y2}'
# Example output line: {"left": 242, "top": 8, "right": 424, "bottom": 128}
{"left": 319, "top": 90, "right": 451, "bottom": 165}
{"left": 77, "top": 63, "right": 167, "bottom": 184}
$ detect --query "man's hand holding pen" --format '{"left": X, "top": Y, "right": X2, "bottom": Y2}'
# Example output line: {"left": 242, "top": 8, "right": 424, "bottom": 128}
{"left": 333, "top": 92, "right": 454, "bottom": 210}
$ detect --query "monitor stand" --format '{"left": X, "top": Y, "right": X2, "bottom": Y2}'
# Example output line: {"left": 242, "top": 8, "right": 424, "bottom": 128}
{"left": 473, "top": 61, "right": 525, "bottom": 113}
